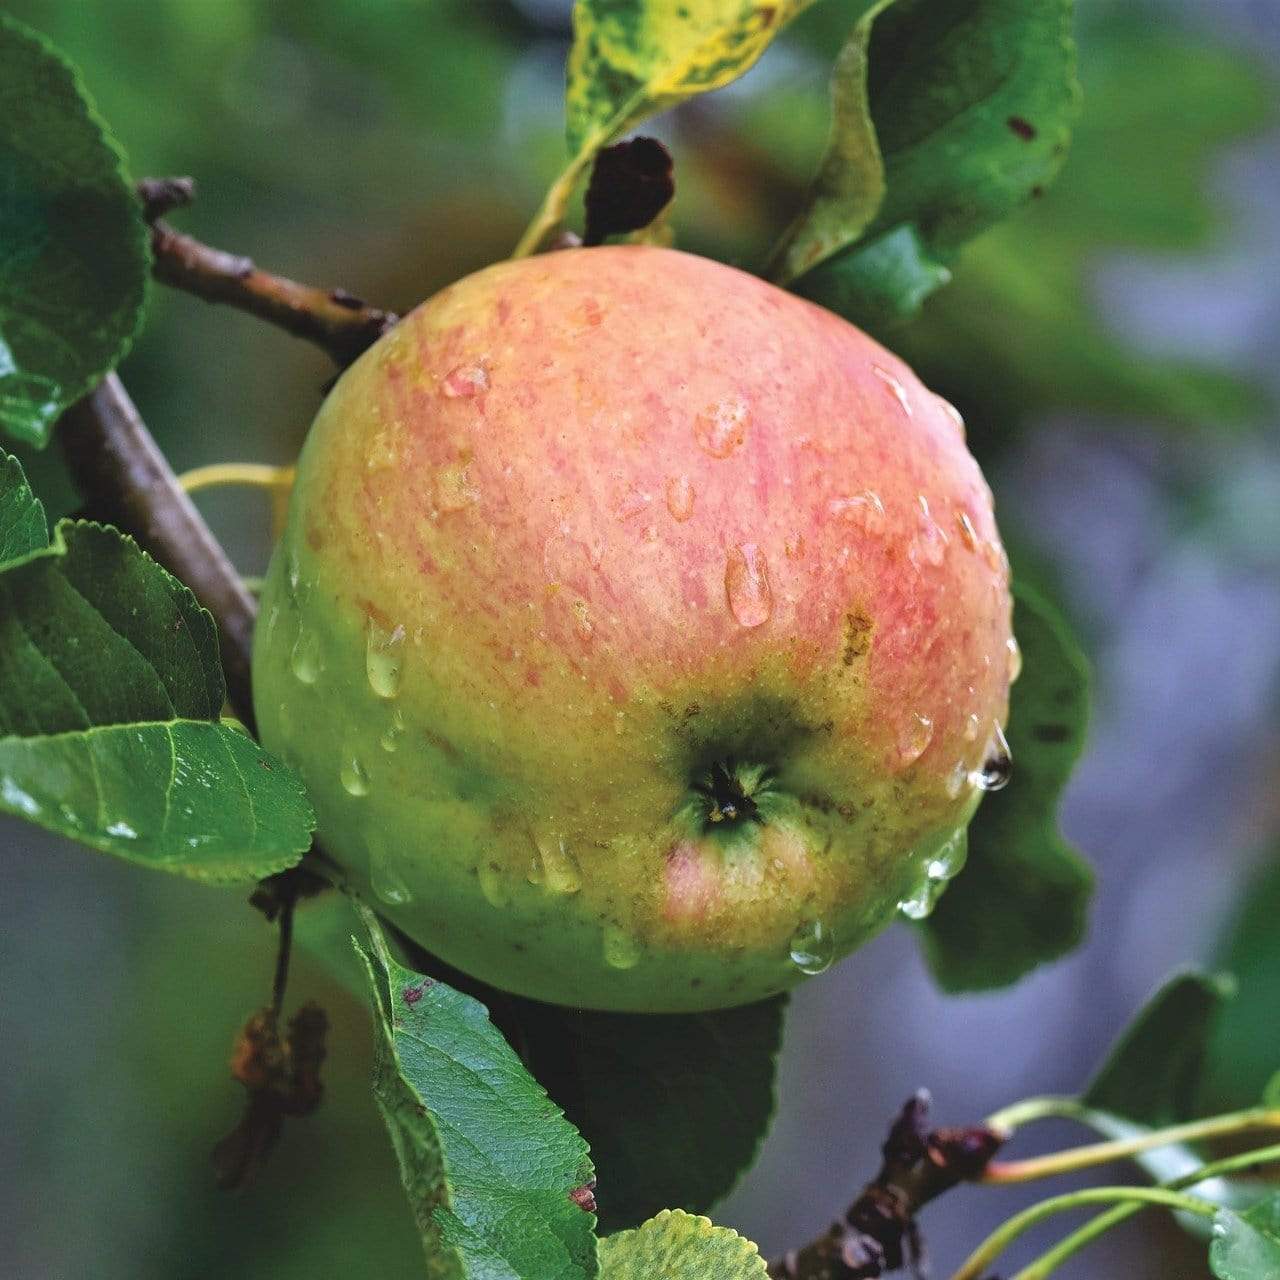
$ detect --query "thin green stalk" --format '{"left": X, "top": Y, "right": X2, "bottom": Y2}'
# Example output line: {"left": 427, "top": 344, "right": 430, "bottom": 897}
{"left": 980, "top": 1106, "right": 1280, "bottom": 1183}
{"left": 948, "top": 1187, "right": 1217, "bottom": 1280}
{"left": 985, "top": 1096, "right": 1085, "bottom": 1133}
{"left": 1009, "top": 1141, "right": 1280, "bottom": 1280}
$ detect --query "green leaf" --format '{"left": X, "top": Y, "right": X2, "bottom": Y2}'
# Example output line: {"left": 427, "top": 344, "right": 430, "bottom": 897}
{"left": 1211, "top": 1195, "right": 1280, "bottom": 1280}
{"left": 795, "top": 0, "right": 1078, "bottom": 325}
{"left": 353, "top": 905, "right": 599, "bottom": 1280}
{"left": 0, "top": 454, "right": 313, "bottom": 881}
{"left": 528, "top": 998, "right": 786, "bottom": 1233}
{"left": 598, "top": 1209, "right": 767, "bottom": 1280}
{"left": 0, "top": 722, "right": 313, "bottom": 883}
{"left": 519, "top": 0, "right": 817, "bottom": 253}
{"left": 768, "top": 0, "right": 894, "bottom": 284}
{"left": 918, "top": 583, "right": 1092, "bottom": 990}
{"left": 1070, "top": 971, "right": 1254, "bottom": 1216}
{"left": 1204, "top": 857, "right": 1280, "bottom": 1113}
{"left": 0, "top": 448, "right": 48, "bottom": 564}
{"left": 1084, "top": 971, "right": 1236, "bottom": 1127}
{"left": 0, "top": 15, "right": 149, "bottom": 448}
{"left": 886, "top": 13, "right": 1275, "bottom": 434}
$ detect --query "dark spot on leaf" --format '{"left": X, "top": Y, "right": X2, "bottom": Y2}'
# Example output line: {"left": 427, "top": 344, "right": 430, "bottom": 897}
{"left": 583, "top": 137, "right": 674, "bottom": 247}
{"left": 402, "top": 979, "right": 434, "bottom": 1007}
{"left": 1031, "top": 184, "right": 1045, "bottom": 199}
{"left": 1007, "top": 116, "right": 1037, "bottom": 141}
{"left": 760, "top": 5, "right": 777, "bottom": 25}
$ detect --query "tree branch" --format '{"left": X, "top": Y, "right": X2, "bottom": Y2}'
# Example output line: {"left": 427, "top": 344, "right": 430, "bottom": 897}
{"left": 768, "top": 1093, "right": 1004, "bottom": 1280}
{"left": 138, "top": 177, "right": 398, "bottom": 367}
{"left": 59, "top": 373, "right": 259, "bottom": 730}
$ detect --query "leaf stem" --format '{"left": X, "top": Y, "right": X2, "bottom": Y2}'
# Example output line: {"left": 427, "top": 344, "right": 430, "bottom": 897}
{"left": 512, "top": 150, "right": 594, "bottom": 258}
{"left": 177, "top": 462, "right": 295, "bottom": 496}
{"left": 980, "top": 1107, "right": 1280, "bottom": 1184}
{"left": 948, "top": 1187, "right": 1218, "bottom": 1280}
{"left": 1009, "top": 1141, "right": 1280, "bottom": 1280}
{"left": 984, "top": 1095, "right": 1085, "bottom": 1133}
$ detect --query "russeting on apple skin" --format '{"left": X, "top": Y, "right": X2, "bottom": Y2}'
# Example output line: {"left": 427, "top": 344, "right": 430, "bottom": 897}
{"left": 252, "top": 245, "right": 1015, "bottom": 1013}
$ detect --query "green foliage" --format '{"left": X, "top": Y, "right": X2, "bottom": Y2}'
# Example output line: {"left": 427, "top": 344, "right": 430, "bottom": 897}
{"left": 1071, "top": 972, "right": 1257, "bottom": 1215}
{"left": 0, "top": 14, "right": 149, "bottom": 447}
{"left": 1211, "top": 1196, "right": 1280, "bottom": 1280}
{"left": 919, "top": 584, "right": 1092, "bottom": 990}
{"left": 1205, "top": 857, "right": 1280, "bottom": 1112}
{"left": 793, "top": 0, "right": 1078, "bottom": 328}
{"left": 354, "top": 905, "right": 599, "bottom": 1280}
{"left": 0, "top": 448, "right": 48, "bottom": 560}
{"left": 598, "top": 1209, "right": 768, "bottom": 1279}
{"left": 764, "top": 0, "right": 889, "bottom": 283}
{"left": 891, "top": 8, "right": 1275, "bottom": 436}
{"left": 0, "top": 451, "right": 312, "bottom": 881}
{"left": 1084, "top": 971, "right": 1236, "bottom": 1127}
{"left": 528, "top": 999, "right": 786, "bottom": 1233}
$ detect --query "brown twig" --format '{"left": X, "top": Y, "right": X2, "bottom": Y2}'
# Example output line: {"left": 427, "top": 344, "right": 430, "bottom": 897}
{"left": 59, "top": 374, "right": 260, "bottom": 729}
{"left": 768, "top": 1093, "right": 1004, "bottom": 1280}
{"left": 139, "top": 176, "right": 398, "bottom": 367}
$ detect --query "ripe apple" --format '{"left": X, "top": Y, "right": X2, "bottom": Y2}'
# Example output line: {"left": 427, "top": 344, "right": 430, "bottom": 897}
{"left": 252, "top": 245, "right": 1014, "bottom": 1013}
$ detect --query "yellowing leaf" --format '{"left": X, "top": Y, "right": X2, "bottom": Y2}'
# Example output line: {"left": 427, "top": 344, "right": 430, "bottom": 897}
{"left": 598, "top": 1209, "right": 768, "bottom": 1280}
{"left": 567, "top": 0, "right": 817, "bottom": 155}
{"left": 515, "top": 0, "right": 816, "bottom": 255}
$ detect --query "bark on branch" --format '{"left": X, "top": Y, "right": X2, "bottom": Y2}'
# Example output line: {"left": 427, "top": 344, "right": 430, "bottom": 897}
{"left": 138, "top": 177, "right": 398, "bottom": 367}
{"left": 768, "top": 1093, "right": 1004, "bottom": 1280}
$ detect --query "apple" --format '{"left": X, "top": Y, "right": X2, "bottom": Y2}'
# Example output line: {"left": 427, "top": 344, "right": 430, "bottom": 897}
{"left": 252, "top": 245, "right": 1014, "bottom": 1012}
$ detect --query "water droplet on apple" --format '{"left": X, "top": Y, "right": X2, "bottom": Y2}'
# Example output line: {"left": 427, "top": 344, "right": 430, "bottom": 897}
{"left": 909, "top": 496, "right": 949, "bottom": 567}
{"left": 290, "top": 629, "right": 323, "bottom": 684}
{"left": 974, "top": 723, "right": 1013, "bottom": 791}
{"left": 694, "top": 397, "right": 749, "bottom": 458}
{"left": 897, "top": 878, "right": 943, "bottom": 920}
{"left": 963, "top": 712, "right": 981, "bottom": 742}
{"left": 370, "top": 846, "right": 413, "bottom": 906}
{"left": 926, "top": 828, "right": 968, "bottom": 883}
{"left": 602, "top": 925, "right": 643, "bottom": 970}
{"left": 441, "top": 364, "right": 488, "bottom": 398}
{"left": 982, "top": 537, "right": 1009, "bottom": 580}
{"left": 896, "top": 712, "right": 934, "bottom": 766}
{"left": 789, "top": 920, "right": 835, "bottom": 975}
{"left": 1006, "top": 635, "right": 1023, "bottom": 683}
{"left": 366, "top": 620, "right": 406, "bottom": 698}
{"left": 340, "top": 751, "right": 370, "bottom": 797}
{"left": 828, "top": 490, "right": 885, "bottom": 533}
{"left": 666, "top": 474, "right": 695, "bottom": 522}
{"left": 572, "top": 600, "right": 594, "bottom": 641}
{"left": 945, "top": 759, "right": 970, "bottom": 799}
{"left": 478, "top": 860, "right": 510, "bottom": 909}
{"left": 725, "top": 543, "right": 772, "bottom": 627}
{"left": 872, "top": 364, "right": 912, "bottom": 416}
{"left": 380, "top": 708, "right": 406, "bottom": 752}
{"left": 938, "top": 397, "right": 965, "bottom": 435}
{"left": 955, "top": 509, "right": 979, "bottom": 552}
{"left": 533, "top": 834, "right": 582, "bottom": 895}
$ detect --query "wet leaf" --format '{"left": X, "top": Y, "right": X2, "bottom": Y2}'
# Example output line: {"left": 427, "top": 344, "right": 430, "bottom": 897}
{"left": 1211, "top": 1195, "right": 1280, "bottom": 1279}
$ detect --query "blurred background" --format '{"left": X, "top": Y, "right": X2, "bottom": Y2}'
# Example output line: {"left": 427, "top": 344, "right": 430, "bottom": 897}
{"left": 2, "top": 0, "right": 1279, "bottom": 1275}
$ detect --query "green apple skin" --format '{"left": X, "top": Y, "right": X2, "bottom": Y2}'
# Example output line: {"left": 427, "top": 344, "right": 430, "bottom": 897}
{"left": 252, "top": 245, "right": 1013, "bottom": 1013}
